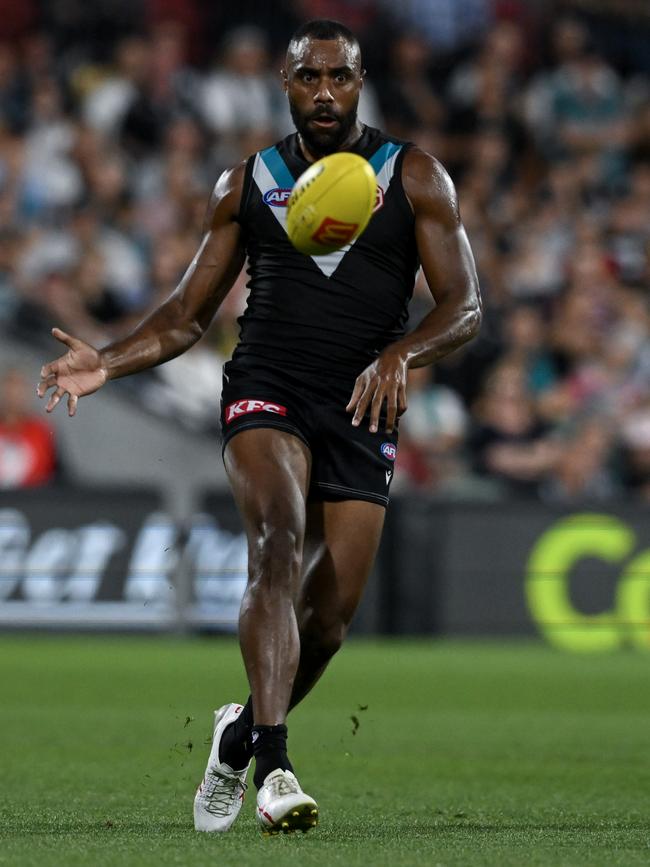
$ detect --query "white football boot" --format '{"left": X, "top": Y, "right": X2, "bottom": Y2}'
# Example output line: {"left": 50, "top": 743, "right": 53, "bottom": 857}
{"left": 194, "top": 703, "right": 250, "bottom": 832}
{"left": 256, "top": 769, "right": 319, "bottom": 835}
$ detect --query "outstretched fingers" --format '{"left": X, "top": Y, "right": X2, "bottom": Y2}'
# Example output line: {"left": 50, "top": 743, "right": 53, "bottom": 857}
{"left": 37, "top": 370, "right": 57, "bottom": 398}
{"left": 51, "top": 327, "right": 81, "bottom": 350}
{"left": 45, "top": 386, "right": 66, "bottom": 413}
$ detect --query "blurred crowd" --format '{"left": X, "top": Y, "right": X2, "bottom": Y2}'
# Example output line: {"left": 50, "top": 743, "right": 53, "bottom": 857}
{"left": 1, "top": 0, "right": 650, "bottom": 501}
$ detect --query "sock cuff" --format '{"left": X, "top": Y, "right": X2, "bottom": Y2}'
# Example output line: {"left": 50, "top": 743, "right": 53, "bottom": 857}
{"left": 251, "top": 724, "right": 287, "bottom": 736}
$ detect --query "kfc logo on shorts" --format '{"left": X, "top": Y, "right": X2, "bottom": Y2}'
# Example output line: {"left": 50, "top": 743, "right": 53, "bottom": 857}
{"left": 380, "top": 442, "right": 397, "bottom": 461}
{"left": 226, "top": 399, "right": 288, "bottom": 423}
{"left": 263, "top": 188, "right": 292, "bottom": 207}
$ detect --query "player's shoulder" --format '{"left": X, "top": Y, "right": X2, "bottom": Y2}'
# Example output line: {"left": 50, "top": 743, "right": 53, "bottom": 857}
{"left": 400, "top": 146, "right": 459, "bottom": 222}
{"left": 203, "top": 159, "right": 248, "bottom": 231}
{"left": 402, "top": 146, "right": 455, "bottom": 196}
{"left": 364, "top": 127, "right": 453, "bottom": 195}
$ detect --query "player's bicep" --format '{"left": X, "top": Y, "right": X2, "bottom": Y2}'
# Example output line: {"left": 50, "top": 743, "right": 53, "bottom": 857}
{"left": 415, "top": 214, "right": 479, "bottom": 309}
{"left": 406, "top": 151, "right": 480, "bottom": 311}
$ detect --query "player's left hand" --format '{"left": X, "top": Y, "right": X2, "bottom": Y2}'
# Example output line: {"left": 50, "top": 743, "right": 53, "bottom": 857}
{"left": 346, "top": 348, "right": 408, "bottom": 433}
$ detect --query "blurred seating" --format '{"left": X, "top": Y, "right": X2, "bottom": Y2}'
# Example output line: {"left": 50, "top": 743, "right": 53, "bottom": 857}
{"left": 0, "top": 0, "right": 648, "bottom": 494}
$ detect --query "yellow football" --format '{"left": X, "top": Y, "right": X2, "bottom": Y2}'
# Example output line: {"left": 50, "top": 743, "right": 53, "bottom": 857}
{"left": 287, "top": 152, "right": 377, "bottom": 256}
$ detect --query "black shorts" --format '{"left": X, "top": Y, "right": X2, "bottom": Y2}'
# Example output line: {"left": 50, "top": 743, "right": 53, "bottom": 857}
{"left": 220, "top": 364, "right": 398, "bottom": 507}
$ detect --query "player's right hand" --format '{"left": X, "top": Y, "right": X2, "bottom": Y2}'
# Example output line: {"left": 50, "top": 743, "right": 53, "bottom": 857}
{"left": 37, "top": 327, "right": 108, "bottom": 416}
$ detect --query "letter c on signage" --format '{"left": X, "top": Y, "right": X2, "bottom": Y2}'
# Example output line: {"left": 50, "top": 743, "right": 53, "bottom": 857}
{"left": 524, "top": 513, "right": 650, "bottom": 652}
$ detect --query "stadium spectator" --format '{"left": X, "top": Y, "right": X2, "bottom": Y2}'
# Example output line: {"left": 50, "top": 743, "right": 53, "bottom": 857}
{"left": 200, "top": 27, "right": 281, "bottom": 143}
{"left": 82, "top": 36, "right": 153, "bottom": 138}
{"left": 524, "top": 18, "right": 630, "bottom": 186}
{"left": 541, "top": 419, "right": 619, "bottom": 502}
{"left": 0, "top": 366, "right": 58, "bottom": 488}
{"left": 470, "top": 358, "right": 560, "bottom": 497}
{"left": 379, "top": 32, "right": 445, "bottom": 141}
{"left": 380, "top": 0, "right": 493, "bottom": 54}
{"left": 395, "top": 365, "right": 468, "bottom": 493}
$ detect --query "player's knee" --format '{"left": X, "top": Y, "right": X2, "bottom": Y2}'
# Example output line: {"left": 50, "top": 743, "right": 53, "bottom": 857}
{"left": 248, "top": 523, "right": 302, "bottom": 590}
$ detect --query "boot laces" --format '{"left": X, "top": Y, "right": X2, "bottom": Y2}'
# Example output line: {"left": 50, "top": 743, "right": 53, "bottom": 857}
{"left": 269, "top": 772, "right": 299, "bottom": 798}
{"left": 201, "top": 768, "right": 247, "bottom": 817}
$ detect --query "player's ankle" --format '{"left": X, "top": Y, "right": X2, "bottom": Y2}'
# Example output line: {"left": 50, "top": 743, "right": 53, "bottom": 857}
{"left": 251, "top": 723, "right": 294, "bottom": 789}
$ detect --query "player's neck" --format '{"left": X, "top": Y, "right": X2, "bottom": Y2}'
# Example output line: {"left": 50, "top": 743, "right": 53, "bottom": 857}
{"left": 297, "top": 121, "right": 365, "bottom": 163}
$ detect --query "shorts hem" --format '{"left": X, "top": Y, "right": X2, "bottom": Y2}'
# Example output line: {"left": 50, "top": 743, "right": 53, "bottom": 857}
{"left": 310, "top": 480, "right": 389, "bottom": 508}
{"left": 221, "top": 420, "right": 311, "bottom": 457}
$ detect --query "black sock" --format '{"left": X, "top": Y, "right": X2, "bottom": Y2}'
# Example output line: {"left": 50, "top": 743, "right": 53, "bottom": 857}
{"left": 252, "top": 723, "right": 294, "bottom": 789}
{"left": 218, "top": 697, "right": 253, "bottom": 770}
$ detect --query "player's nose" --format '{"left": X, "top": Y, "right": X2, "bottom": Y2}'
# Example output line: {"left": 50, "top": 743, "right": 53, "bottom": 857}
{"left": 313, "top": 83, "right": 334, "bottom": 103}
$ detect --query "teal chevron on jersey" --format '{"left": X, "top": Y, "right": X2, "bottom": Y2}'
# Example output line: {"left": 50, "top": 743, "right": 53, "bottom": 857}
{"left": 369, "top": 141, "right": 402, "bottom": 175}
{"left": 259, "top": 145, "right": 295, "bottom": 190}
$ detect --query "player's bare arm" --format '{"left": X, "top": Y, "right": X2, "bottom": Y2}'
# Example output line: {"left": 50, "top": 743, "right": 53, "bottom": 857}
{"left": 37, "top": 164, "right": 246, "bottom": 416}
{"left": 347, "top": 148, "right": 482, "bottom": 434}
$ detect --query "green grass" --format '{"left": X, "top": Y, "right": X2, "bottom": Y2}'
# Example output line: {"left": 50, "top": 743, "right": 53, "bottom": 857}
{"left": 0, "top": 636, "right": 649, "bottom": 866}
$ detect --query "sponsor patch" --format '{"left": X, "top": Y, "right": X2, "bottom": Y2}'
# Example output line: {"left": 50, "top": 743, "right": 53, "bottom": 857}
{"left": 225, "top": 399, "right": 288, "bottom": 424}
{"left": 381, "top": 442, "right": 397, "bottom": 461}
{"left": 373, "top": 185, "right": 385, "bottom": 213}
{"left": 311, "top": 216, "right": 358, "bottom": 247}
{"left": 263, "top": 188, "right": 292, "bottom": 207}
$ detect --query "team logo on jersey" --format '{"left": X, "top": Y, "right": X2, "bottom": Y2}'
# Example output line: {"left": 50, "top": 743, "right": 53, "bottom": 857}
{"left": 263, "top": 188, "right": 292, "bottom": 207}
{"left": 373, "top": 185, "right": 385, "bottom": 213}
{"left": 225, "top": 399, "right": 288, "bottom": 423}
{"left": 311, "top": 217, "right": 359, "bottom": 247}
{"left": 381, "top": 442, "right": 397, "bottom": 461}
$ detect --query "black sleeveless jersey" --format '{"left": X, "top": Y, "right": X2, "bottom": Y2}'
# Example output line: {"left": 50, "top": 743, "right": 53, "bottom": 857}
{"left": 229, "top": 125, "right": 418, "bottom": 397}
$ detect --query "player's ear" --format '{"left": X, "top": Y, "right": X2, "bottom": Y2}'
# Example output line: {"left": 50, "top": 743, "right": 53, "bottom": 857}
{"left": 359, "top": 68, "right": 366, "bottom": 90}
{"left": 281, "top": 68, "right": 288, "bottom": 93}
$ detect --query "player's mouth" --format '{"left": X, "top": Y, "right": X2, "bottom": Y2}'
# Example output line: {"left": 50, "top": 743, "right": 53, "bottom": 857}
{"left": 310, "top": 115, "right": 339, "bottom": 129}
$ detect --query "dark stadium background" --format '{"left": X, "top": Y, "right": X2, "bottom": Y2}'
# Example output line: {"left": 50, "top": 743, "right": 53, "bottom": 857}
{"left": 1, "top": 0, "right": 650, "bottom": 648}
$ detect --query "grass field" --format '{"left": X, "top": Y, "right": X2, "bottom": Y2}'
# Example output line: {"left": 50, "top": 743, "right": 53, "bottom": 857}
{"left": 1, "top": 635, "right": 649, "bottom": 867}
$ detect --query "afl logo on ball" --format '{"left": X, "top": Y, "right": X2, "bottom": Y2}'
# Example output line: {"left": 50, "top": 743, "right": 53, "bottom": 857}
{"left": 263, "top": 188, "right": 292, "bottom": 207}
{"left": 381, "top": 442, "right": 397, "bottom": 461}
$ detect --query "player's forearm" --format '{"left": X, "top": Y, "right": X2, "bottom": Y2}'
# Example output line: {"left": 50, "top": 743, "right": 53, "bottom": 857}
{"left": 99, "top": 296, "right": 204, "bottom": 381}
{"left": 395, "top": 300, "right": 482, "bottom": 369}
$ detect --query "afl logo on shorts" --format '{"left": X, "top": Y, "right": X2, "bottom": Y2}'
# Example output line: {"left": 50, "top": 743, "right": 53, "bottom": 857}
{"left": 381, "top": 442, "right": 396, "bottom": 461}
{"left": 263, "top": 188, "right": 292, "bottom": 207}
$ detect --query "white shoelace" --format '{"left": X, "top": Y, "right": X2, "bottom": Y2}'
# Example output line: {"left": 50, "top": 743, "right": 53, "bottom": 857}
{"left": 200, "top": 768, "right": 247, "bottom": 817}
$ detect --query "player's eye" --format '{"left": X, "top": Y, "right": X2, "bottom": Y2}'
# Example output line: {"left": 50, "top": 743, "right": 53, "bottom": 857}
{"left": 335, "top": 73, "right": 348, "bottom": 83}
{"left": 301, "top": 71, "right": 315, "bottom": 83}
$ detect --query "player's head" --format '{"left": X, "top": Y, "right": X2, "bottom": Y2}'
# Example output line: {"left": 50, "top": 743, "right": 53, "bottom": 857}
{"left": 283, "top": 19, "right": 364, "bottom": 157}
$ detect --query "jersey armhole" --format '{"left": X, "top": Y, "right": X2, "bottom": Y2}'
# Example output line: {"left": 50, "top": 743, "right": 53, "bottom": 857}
{"left": 236, "top": 155, "right": 256, "bottom": 227}
{"left": 394, "top": 144, "right": 416, "bottom": 222}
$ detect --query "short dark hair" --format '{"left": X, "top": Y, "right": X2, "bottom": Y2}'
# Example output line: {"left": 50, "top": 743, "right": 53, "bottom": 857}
{"left": 288, "top": 19, "right": 359, "bottom": 50}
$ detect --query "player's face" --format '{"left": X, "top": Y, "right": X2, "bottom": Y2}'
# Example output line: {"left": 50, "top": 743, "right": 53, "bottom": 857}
{"left": 283, "top": 37, "right": 364, "bottom": 158}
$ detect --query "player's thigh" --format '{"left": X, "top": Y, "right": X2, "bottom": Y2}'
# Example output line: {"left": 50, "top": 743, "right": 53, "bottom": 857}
{"left": 299, "top": 498, "right": 386, "bottom": 626}
{"left": 224, "top": 427, "right": 312, "bottom": 539}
